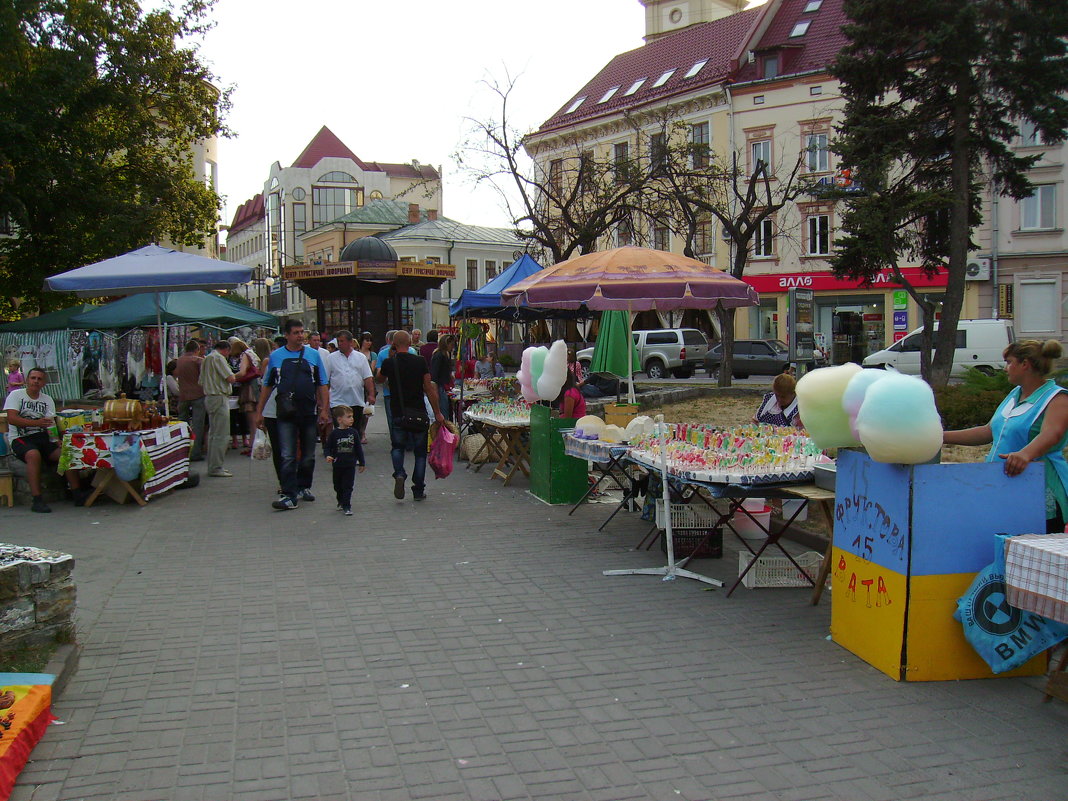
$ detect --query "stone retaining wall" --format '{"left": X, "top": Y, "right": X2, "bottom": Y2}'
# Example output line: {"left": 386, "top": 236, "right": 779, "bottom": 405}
{"left": 0, "top": 545, "right": 76, "bottom": 649}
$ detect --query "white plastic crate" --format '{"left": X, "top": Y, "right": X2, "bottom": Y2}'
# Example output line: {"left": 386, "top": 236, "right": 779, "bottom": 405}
{"left": 655, "top": 501, "right": 720, "bottom": 530}
{"left": 738, "top": 551, "right": 823, "bottom": 589}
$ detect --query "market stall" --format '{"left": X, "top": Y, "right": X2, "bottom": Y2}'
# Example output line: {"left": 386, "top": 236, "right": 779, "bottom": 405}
{"left": 463, "top": 399, "right": 531, "bottom": 486}
{"left": 59, "top": 421, "right": 191, "bottom": 506}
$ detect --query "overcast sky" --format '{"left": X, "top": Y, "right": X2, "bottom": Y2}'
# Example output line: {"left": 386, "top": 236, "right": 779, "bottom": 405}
{"left": 196, "top": 0, "right": 650, "bottom": 238}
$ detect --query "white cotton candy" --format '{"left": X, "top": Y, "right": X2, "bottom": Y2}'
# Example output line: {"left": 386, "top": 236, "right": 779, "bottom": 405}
{"left": 537, "top": 340, "right": 569, "bottom": 401}
{"left": 855, "top": 373, "right": 943, "bottom": 464}
{"left": 625, "top": 415, "right": 654, "bottom": 441}
{"left": 576, "top": 415, "right": 606, "bottom": 437}
{"left": 842, "top": 368, "right": 892, "bottom": 440}
{"left": 795, "top": 363, "right": 863, "bottom": 449}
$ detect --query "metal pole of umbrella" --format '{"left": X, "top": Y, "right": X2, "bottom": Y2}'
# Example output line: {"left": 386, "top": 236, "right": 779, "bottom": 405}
{"left": 156, "top": 291, "right": 169, "bottom": 412}
{"left": 602, "top": 414, "right": 722, "bottom": 588}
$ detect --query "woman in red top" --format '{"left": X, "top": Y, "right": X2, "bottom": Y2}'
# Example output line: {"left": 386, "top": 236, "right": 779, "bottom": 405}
{"left": 556, "top": 371, "right": 586, "bottom": 419}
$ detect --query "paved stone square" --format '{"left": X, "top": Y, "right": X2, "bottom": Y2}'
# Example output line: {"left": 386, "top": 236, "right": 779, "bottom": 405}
{"left": 7, "top": 415, "right": 1068, "bottom": 800}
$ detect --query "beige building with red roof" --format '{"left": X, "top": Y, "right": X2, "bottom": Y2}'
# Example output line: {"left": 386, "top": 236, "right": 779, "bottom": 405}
{"left": 526, "top": 0, "right": 988, "bottom": 362}
{"left": 225, "top": 126, "right": 442, "bottom": 326}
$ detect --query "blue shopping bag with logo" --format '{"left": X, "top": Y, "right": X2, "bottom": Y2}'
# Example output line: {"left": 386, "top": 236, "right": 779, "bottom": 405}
{"left": 955, "top": 533, "right": 1068, "bottom": 673}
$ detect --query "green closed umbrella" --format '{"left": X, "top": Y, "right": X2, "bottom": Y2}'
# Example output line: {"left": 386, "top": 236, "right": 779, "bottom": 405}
{"left": 589, "top": 309, "right": 640, "bottom": 402}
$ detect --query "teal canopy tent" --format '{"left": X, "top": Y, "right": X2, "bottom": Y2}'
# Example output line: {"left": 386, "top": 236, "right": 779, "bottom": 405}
{"left": 68, "top": 291, "right": 277, "bottom": 330}
{"left": 0, "top": 305, "right": 96, "bottom": 333}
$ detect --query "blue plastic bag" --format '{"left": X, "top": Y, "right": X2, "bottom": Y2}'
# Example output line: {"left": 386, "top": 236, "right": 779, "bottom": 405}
{"left": 110, "top": 433, "right": 143, "bottom": 482}
{"left": 955, "top": 533, "right": 1068, "bottom": 673}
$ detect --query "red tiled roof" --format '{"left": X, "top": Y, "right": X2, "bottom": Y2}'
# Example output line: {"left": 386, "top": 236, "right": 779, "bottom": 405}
{"left": 537, "top": 8, "right": 763, "bottom": 135}
{"left": 368, "top": 161, "right": 441, "bottom": 180}
{"left": 228, "top": 192, "right": 264, "bottom": 234}
{"left": 291, "top": 126, "right": 371, "bottom": 170}
{"left": 732, "top": 0, "right": 848, "bottom": 84}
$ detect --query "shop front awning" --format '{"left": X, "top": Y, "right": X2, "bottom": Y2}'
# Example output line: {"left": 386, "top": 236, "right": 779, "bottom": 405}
{"left": 281, "top": 259, "right": 455, "bottom": 300}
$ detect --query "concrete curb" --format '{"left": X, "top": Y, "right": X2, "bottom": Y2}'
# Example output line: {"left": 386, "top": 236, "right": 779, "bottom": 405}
{"left": 43, "top": 642, "right": 80, "bottom": 699}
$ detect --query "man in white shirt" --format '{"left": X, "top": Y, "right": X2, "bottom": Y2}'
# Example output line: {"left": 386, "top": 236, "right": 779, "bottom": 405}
{"left": 327, "top": 330, "right": 375, "bottom": 423}
{"left": 309, "top": 332, "right": 331, "bottom": 382}
{"left": 3, "top": 367, "right": 88, "bottom": 512}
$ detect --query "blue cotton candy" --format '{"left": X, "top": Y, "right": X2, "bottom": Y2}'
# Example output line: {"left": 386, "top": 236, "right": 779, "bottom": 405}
{"left": 855, "top": 373, "right": 943, "bottom": 464}
{"left": 842, "top": 368, "right": 892, "bottom": 440}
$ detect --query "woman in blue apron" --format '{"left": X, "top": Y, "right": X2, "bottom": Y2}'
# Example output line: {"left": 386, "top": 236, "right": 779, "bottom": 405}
{"left": 943, "top": 339, "right": 1068, "bottom": 533}
{"left": 753, "top": 373, "right": 802, "bottom": 428}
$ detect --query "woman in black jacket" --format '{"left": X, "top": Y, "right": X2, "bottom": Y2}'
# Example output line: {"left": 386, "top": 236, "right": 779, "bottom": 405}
{"left": 430, "top": 335, "right": 456, "bottom": 420}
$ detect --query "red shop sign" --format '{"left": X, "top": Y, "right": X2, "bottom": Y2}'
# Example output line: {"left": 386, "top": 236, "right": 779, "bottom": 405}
{"left": 744, "top": 267, "right": 948, "bottom": 293}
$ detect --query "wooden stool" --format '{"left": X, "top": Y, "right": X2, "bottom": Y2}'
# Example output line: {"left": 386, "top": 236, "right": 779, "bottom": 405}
{"left": 0, "top": 472, "right": 13, "bottom": 508}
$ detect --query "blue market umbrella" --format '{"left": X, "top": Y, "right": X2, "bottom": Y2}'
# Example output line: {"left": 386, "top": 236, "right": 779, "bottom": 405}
{"left": 46, "top": 245, "right": 253, "bottom": 406}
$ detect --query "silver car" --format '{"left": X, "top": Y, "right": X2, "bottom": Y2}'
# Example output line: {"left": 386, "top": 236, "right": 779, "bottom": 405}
{"left": 577, "top": 328, "right": 709, "bottom": 379}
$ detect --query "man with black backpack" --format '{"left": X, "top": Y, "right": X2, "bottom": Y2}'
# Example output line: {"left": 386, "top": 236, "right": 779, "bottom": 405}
{"left": 376, "top": 330, "right": 444, "bottom": 501}
{"left": 254, "top": 319, "right": 330, "bottom": 511}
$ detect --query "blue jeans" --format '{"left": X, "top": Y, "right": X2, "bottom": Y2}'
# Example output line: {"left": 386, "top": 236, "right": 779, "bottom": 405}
{"left": 383, "top": 393, "right": 395, "bottom": 441}
{"left": 438, "top": 387, "right": 451, "bottom": 421}
{"left": 276, "top": 414, "right": 318, "bottom": 499}
{"left": 390, "top": 428, "right": 428, "bottom": 494}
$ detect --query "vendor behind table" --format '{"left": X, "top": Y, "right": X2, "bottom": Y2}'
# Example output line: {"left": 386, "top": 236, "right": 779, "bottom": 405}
{"left": 943, "top": 339, "right": 1068, "bottom": 533}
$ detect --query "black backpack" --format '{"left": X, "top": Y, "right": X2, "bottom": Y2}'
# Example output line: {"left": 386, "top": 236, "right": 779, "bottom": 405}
{"left": 275, "top": 349, "right": 318, "bottom": 419}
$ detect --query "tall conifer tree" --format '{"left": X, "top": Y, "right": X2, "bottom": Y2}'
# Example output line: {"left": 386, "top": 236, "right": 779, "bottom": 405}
{"left": 831, "top": 0, "right": 1068, "bottom": 384}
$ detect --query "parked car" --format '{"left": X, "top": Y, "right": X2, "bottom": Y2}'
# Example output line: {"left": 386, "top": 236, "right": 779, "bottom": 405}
{"left": 576, "top": 328, "right": 709, "bottom": 379}
{"left": 862, "top": 319, "right": 1015, "bottom": 376}
{"left": 704, "top": 339, "right": 791, "bottom": 378}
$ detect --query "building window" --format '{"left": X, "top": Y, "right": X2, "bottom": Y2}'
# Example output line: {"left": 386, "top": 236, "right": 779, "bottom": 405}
{"left": 695, "top": 217, "right": 714, "bottom": 255}
{"left": 806, "top": 133, "right": 830, "bottom": 173}
{"left": 1017, "top": 279, "right": 1059, "bottom": 332}
{"left": 1020, "top": 120, "right": 1047, "bottom": 147}
{"left": 312, "top": 185, "right": 364, "bottom": 226}
{"left": 649, "top": 132, "right": 668, "bottom": 176}
{"left": 369, "top": 190, "right": 383, "bottom": 200}
{"left": 653, "top": 225, "right": 670, "bottom": 251}
{"left": 565, "top": 96, "right": 586, "bottom": 114}
{"left": 652, "top": 69, "right": 675, "bottom": 88}
{"left": 291, "top": 203, "right": 306, "bottom": 235}
{"left": 598, "top": 86, "right": 620, "bottom": 104}
{"left": 467, "top": 259, "right": 478, "bottom": 288}
{"left": 549, "top": 159, "right": 563, "bottom": 195}
{"left": 753, "top": 95, "right": 765, "bottom": 105}
{"left": 616, "top": 219, "right": 634, "bottom": 247}
{"left": 624, "top": 78, "right": 646, "bottom": 96}
{"left": 806, "top": 214, "right": 831, "bottom": 255}
{"left": 1021, "top": 185, "right": 1056, "bottom": 230}
{"left": 810, "top": 85, "right": 823, "bottom": 96}
{"left": 790, "top": 20, "right": 811, "bottom": 37}
{"left": 804, "top": 0, "right": 822, "bottom": 10}
{"left": 684, "top": 59, "right": 708, "bottom": 79}
{"left": 763, "top": 55, "right": 779, "bottom": 80}
{"left": 318, "top": 171, "right": 358, "bottom": 183}
{"left": 751, "top": 140, "right": 772, "bottom": 173}
{"left": 753, "top": 218, "right": 774, "bottom": 257}
{"left": 485, "top": 260, "right": 497, "bottom": 280}
{"left": 691, "top": 122, "right": 710, "bottom": 168}
{"left": 614, "top": 141, "right": 630, "bottom": 183}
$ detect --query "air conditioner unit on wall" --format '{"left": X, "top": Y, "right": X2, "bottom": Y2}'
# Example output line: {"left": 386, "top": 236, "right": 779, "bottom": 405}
{"left": 965, "top": 256, "right": 991, "bottom": 281}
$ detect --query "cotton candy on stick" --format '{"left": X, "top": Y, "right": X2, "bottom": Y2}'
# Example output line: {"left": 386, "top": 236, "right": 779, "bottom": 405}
{"left": 841, "top": 368, "right": 892, "bottom": 440}
{"left": 855, "top": 373, "right": 943, "bottom": 464}
{"left": 795, "top": 363, "right": 863, "bottom": 449}
{"left": 537, "top": 340, "right": 568, "bottom": 401}
{"left": 517, "top": 347, "right": 539, "bottom": 404}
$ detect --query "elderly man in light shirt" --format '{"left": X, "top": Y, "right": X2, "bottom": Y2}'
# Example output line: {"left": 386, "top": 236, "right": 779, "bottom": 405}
{"left": 327, "top": 330, "right": 375, "bottom": 431}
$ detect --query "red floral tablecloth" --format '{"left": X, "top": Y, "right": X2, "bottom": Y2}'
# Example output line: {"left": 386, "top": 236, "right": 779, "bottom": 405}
{"left": 60, "top": 423, "right": 191, "bottom": 500}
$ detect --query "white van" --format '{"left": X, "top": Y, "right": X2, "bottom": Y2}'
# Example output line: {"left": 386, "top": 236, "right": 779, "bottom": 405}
{"left": 862, "top": 319, "right": 1015, "bottom": 376}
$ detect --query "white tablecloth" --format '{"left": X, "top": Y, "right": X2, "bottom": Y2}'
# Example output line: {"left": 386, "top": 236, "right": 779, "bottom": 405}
{"left": 1005, "top": 534, "right": 1068, "bottom": 625}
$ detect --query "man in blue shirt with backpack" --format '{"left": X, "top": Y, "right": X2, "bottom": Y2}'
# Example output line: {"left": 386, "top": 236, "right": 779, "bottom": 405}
{"left": 254, "top": 319, "right": 330, "bottom": 510}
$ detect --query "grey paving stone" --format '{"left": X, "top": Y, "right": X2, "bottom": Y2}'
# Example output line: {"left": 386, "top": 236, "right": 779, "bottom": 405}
{"left": 7, "top": 421, "right": 1068, "bottom": 801}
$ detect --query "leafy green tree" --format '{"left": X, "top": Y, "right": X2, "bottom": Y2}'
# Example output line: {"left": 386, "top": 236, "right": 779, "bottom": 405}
{"left": 831, "top": 0, "right": 1068, "bottom": 386}
{"left": 0, "top": 0, "right": 230, "bottom": 317}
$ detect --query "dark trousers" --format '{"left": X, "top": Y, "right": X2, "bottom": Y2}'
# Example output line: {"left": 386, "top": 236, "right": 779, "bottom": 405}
{"left": 333, "top": 461, "right": 356, "bottom": 509}
{"left": 390, "top": 428, "right": 428, "bottom": 494}
{"left": 276, "top": 414, "right": 317, "bottom": 499}
{"left": 263, "top": 417, "right": 283, "bottom": 489}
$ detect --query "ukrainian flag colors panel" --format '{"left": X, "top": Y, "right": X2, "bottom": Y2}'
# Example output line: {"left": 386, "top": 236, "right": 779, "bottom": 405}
{"left": 829, "top": 547, "right": 908, "bottom": 681}
{"left": 904, "top": 573, "right": 1045, "bottom": 681}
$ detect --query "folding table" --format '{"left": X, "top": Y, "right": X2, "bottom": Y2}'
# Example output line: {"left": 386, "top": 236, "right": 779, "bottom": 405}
{"left": 1004, "top": 533, "right": 1068, "bottom": 702}
{"left": 561, "top": 435, "right": 633, "bottom": 515}
{"left": 463, "top": 413, "right": 531, "bottom": 486}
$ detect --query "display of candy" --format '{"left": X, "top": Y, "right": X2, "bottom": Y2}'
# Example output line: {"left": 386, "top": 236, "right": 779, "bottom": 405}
{"left": 629, "top": 422, "right": 825, "bottom": 484}
{"left": 465, "top": 398, "right": 532, "bottom": 425}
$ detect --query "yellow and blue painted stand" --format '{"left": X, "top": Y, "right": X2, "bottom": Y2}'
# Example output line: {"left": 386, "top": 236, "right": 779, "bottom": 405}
{"left": 830, "top": 450, "right": 1047, "bottom": 681}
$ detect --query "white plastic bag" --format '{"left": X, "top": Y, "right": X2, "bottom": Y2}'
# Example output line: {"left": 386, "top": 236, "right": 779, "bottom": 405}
{"left": 364, "top": 404, "right": 375, "bottom": 417}
{"left": 251, "top": 427, "right": 272, "bottom": 460}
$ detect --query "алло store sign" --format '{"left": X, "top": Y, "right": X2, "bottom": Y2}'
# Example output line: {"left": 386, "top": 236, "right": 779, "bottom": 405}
{"left": 744, "top": 267, "right": 949, "bottom": 294}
